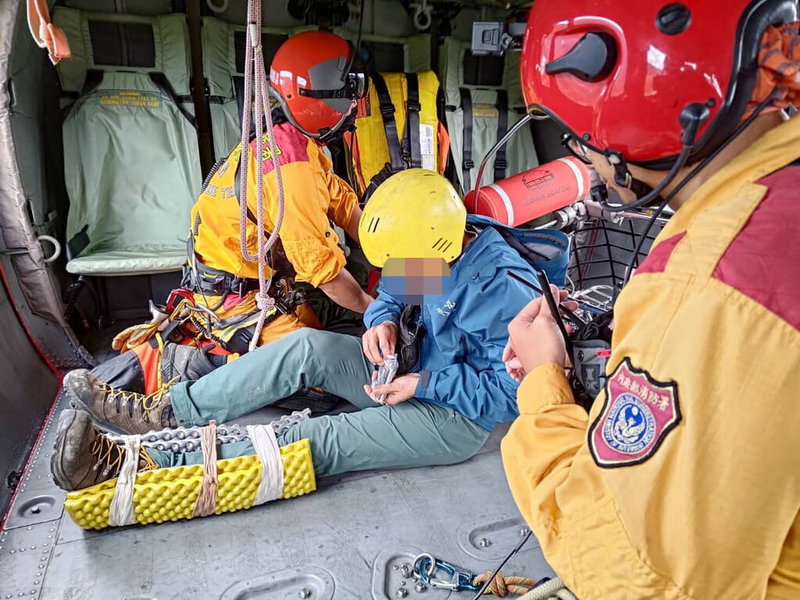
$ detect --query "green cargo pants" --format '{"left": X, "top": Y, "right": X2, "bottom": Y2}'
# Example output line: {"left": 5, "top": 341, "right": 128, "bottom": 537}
{"left": 148, "top": 329, "right": 490, "bottom": 478}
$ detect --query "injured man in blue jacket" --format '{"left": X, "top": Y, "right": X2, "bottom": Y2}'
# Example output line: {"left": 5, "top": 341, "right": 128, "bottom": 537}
{"left": 50, "top": 171, "right": 569, "bottom": 491}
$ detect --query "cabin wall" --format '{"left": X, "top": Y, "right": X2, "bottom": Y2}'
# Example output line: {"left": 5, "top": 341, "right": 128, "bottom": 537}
{"left": 0, "top": 264, "right": 61, "bottom": 520}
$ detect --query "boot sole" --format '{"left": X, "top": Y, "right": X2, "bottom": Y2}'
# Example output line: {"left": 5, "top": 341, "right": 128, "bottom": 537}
{"left": 50, "top": 409, "right": 91, "bottom": 492}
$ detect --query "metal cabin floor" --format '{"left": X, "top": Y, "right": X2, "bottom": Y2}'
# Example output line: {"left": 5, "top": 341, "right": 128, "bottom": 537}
{"left": 0, "top": 393, "right": 556, "bottom": 600}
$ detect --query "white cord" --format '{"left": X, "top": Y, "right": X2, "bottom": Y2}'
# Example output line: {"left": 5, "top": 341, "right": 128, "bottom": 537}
{"left": 108, "top": 435, "right": 141, "bottom": 527}
{"left": 247, "top": 424, "right": 284, "bottom": 504}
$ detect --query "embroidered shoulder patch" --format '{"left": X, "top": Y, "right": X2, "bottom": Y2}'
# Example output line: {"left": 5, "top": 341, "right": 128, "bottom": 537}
{"left": 250, "top": 124, "right": 309, "bottom": 175}
{"left": 588, "top": 358, "right": 681, "bottom": 468}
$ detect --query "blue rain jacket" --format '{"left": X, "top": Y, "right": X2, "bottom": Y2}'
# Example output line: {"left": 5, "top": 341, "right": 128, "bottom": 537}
{"left": 364, "top": 215, "right": 569, "bottom": 430}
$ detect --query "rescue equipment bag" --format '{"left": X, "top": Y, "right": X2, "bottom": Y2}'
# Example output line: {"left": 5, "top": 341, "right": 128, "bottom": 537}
{"left": 464, "top": 157, "right": 591, "bottom": 227}
{"left": 348, "top": 71, "right": 447, "bottom": 200}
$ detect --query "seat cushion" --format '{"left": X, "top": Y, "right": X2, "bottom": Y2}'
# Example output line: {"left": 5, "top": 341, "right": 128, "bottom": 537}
{"left": 66, "top": 248, "right": 186, "bottom": 276}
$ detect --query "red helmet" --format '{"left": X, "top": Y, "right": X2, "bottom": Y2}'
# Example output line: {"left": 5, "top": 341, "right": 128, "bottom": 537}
{"left": 521, "top": 0, "right": 799, "bottom": 169}
{"left": 269, "top": 31, "right": 367, "bottom": 141}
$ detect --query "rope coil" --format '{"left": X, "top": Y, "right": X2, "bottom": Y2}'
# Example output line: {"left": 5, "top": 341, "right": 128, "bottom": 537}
{"left": 472, "top": 571, "right": 537, "bottom": 597}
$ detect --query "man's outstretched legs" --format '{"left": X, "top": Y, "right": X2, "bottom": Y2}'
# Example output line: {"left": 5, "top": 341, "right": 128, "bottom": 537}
{"left": 169, "top": 328, "right": 375, "bottom": 426}
{"left": 65, "top": 329, "right": 374, "bottom": 434}
{"left": 148, "top": 399, "right": 490, "bottom": 478}
{"left": 52, "top": 398, "right": 490, "bottom": 490}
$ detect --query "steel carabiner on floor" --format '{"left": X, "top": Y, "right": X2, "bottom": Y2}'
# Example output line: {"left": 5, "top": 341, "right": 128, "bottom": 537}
{"left": 412, "top": 553, "right": 481, "bottom": 592}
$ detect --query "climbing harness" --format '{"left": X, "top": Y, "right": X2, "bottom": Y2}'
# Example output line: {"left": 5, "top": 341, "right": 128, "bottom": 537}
{"left": 238, "top": 0, "right": 286, "bottom": 351}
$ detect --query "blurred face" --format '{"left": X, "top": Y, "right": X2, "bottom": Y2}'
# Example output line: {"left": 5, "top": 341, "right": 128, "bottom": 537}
{"left": 586, "top": 148, "right": 639, "bottom": 205}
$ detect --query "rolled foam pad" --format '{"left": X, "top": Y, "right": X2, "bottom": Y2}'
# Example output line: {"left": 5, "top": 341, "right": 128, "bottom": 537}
{"left": 64, "top": 439, "right": 315, "bottom": 530}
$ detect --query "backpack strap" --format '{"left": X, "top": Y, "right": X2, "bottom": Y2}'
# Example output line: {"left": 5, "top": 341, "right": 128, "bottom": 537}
{"left": 460, "top": 87, "right": 474, "bottom": 192}
{"left": 494, "top": 89, "right": 508, "bottom": 182}
{"left": 372, "top": 73, "right": 405, "bottom": 173}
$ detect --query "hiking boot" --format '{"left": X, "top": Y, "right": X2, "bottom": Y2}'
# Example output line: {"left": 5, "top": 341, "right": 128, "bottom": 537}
{"left": 51, "top": 409, "right": 158, "bottom": 492}
{"left": 63, "top": 369, "right": 178, "bottom": 435}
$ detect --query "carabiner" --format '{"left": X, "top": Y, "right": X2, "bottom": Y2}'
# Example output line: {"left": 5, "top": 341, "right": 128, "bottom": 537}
{"left": 412, "top": 554, "right": 480, "bottom": 592}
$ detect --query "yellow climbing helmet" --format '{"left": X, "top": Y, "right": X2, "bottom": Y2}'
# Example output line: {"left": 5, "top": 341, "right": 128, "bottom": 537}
{"left": 359, "top": 169, "right": 467, "bottom": 268}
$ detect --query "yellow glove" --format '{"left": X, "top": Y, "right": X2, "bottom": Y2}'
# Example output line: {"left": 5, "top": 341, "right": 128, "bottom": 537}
{"left": 111, "top": 322, "right": 161, "bottom": 353}
{"left": 111, "top": 302, "right": 169, "bottom": 352}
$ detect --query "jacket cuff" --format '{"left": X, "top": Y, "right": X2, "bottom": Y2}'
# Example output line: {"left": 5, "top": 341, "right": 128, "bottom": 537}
{"left": 415, "top": 370, "right": 436, "bottom": 401}
{"left": 517, "top": 363, "right": 575, "bottom": 414}
{"left": 364, "top": 312, "right": 400, "bottom": 330}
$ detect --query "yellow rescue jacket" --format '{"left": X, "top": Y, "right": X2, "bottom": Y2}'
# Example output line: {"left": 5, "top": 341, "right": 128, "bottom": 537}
{"left": 191, "top": 122, "right": 358, "bottom": 287}
{"left": 348, "top": 71, "right": 447, "bottom": 195}
{"left": 502, "top": 116, "right": 800, "bottom": 599}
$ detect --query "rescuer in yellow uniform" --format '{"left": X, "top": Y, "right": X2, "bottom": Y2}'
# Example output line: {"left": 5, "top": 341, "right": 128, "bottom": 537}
{"left": 86, "top": 31, "right": 374, "bottom": 397}
{"left": 502, "top": 1, "right": 800, "bottom": 598}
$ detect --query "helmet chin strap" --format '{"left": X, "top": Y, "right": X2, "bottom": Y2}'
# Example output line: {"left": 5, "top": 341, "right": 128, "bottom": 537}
{"left": 600, "top": 101, "right": 711, "bottom": 212}
{"left": 620, "top": 91, "right": 781, "bottom": 286}
{"left": 317, "top": 107, "right": 358, "bottom": 145}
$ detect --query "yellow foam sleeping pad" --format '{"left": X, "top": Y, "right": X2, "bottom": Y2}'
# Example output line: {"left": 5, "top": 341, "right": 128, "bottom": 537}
{"left": 64, "top": 439, "right": 315, "bottom": 530}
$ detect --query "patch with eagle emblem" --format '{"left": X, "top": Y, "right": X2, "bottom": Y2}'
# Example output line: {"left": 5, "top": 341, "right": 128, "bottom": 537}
{"left": 589, "top": 358, "right": 681, "bottom": 468}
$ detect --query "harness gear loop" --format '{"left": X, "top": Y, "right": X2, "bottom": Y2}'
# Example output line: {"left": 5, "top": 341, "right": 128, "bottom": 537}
{"left": 238, "top": 0, "right": 286, "bottom": 351}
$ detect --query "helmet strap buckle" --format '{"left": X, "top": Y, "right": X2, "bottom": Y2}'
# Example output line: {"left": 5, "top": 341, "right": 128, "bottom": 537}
{"left": 605, "top": 150, "right": 633, "bottom": 188}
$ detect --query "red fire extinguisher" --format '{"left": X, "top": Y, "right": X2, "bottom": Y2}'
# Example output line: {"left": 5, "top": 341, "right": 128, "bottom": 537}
{"left": 464, "top": 157, "right": 591, "bottom": 226}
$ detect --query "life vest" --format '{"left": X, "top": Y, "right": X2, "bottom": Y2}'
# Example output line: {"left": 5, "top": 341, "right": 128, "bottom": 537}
{"left": 348, "top": 71, "right": 448, "bottom": 199}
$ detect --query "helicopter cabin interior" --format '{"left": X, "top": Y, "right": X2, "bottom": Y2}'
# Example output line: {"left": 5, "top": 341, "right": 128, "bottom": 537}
{"left": 0, "top": 0, "right": 664, "bottom": 597}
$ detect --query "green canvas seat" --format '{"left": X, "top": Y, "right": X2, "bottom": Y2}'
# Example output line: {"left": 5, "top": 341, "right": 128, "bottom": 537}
{"left": 53, "top": 8, "right": 201, "bottom": 276}
{"left": 202, "top": 17, "right": 290, "bottom": 160}
{"left": 439, "top": 37, "right": 539, "bottom": 196}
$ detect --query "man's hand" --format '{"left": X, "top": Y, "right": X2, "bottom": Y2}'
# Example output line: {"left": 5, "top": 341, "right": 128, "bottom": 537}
{"left": 362, "top": 321, "right": 398, "bottom": 365}
{"left": 364, "top": 373, "right": 420, "bottom": 406}
{"left": 505, "top": 285, "right": 577, "bottom": 380}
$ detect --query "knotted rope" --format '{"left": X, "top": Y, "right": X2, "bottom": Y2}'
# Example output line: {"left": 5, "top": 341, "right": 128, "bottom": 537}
{"left": 238, "top": 0, "right": 285, "bottom": 351}
{"left": 472, "top": 571, "right": 538, "bottom": 597}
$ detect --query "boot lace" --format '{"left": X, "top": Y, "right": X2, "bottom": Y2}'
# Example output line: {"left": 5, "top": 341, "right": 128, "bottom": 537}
{"left": 99, "top": 378, "right": 179, "bottom": 421}
{"left": 89, "top": 434, "right": 158, "bottom": 483}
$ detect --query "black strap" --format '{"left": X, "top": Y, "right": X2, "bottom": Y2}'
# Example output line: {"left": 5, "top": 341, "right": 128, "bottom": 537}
{"left": 372, "top": 73, "right": 405, "bottom": 172}
{"left": 82, "top": 69, "right": 104, "bottom": 95}
{"left": 405, "top": 73, "right": 422, "bottom": 169}
{"left": 460, "top": 88, "right": 473, "bottom": 192}
{"left": 233, "top": 75, "right": 245, "bottom": 127}
{"left": 148, "top": 72, "right": 197, "bottom": 128}
{"left": 361, "top": 163, "right": 395, "bottom": 206}
{"left": 231, "top": 144, "right": 259, "bottom": 225}
{"left": 494, "top": 89, "right": 508, "bottom": 182}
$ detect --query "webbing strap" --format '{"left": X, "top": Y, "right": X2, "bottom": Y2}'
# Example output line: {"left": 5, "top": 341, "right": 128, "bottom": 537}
{"left": 82, "top": 69, "right": 104, "bottom": 94}
{"left": 233, "top": 75, "right": 245, "bottom": 127}
{"left": 405, "top": 73, "right": 422, "bottom": 169}
{"left": 148, "top": 72, "right": 197, "bottom": 128}
{"left": 494, "top": 89, "right": 508, "bottom": 182}
{"left": 460, "top": 88, "right": 473, "bottom": 192}
{"left": 193, "top": 420, "right": 218, "bottom": 518}
{"left": 372, "top": 73, "right": 405, "bottom": 172}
